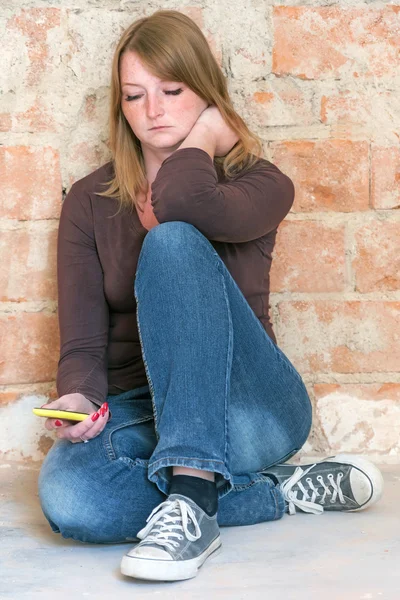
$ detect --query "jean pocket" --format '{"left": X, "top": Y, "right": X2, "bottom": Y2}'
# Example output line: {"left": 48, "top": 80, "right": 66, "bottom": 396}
{"left": 105, "top": 416, "right": 156, "bottom": 462}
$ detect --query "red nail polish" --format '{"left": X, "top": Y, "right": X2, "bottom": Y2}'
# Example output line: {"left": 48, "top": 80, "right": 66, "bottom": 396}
{"left": 103, "top": 402, "right": 108, "bottom": 412}
{"left": 55, "top": 420, "right": 62, "bottom": 427}
{"left": 100, "top": 407, "right": 106, "bottom": 417}
{"left": 91, "top": 412, "right": 99, "bottom": 422}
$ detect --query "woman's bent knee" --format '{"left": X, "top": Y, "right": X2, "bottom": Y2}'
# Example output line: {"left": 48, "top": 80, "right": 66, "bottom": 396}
{"left": 39, "top": 462, "right": 106, "bottom": 543}
{"left": 37, "top": 443, "right": 164, "bottom": 544}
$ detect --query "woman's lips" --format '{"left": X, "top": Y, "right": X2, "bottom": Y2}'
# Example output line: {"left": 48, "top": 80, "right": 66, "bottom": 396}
{"left": 150, "top": 126, "right": 170, "bottom": 130}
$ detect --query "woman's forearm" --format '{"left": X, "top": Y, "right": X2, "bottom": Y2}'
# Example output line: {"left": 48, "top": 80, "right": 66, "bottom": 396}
{"left": 177, "top": 122, "right": 216, "bottom": 160}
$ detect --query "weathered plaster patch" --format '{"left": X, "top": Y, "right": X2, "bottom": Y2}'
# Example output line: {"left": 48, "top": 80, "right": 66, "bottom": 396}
{"left": 0, "top": 393, "right": 55, "bottom": 462}
{"left": 317, "top": 392, "right": 400, "bottom": 455}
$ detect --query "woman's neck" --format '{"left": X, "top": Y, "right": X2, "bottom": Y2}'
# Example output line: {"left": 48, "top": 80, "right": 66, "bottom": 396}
{"left": 141, "top": 142, "right": 182, "bottom": 184}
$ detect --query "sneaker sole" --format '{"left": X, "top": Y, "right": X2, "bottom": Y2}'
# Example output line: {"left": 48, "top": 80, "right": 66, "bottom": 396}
{"left": 120, "top": 536, "right": 222, "bottom": 581}
{"left": 325, "top": 454, "right": 384, "bottom": 510}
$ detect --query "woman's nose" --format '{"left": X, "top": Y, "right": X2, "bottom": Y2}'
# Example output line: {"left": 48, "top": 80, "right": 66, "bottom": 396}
{"left": 146, "top": 95, "right": 164, "bottom": 119}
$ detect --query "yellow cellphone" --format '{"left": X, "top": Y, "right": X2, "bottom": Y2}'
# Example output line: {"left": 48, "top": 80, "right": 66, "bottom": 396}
{"left": 32, "top": 408, "right": 89, "bottom": 422}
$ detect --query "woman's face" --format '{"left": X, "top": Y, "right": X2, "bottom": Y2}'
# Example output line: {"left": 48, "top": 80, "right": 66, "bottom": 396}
{"left": 120, "top": 51, "right": 208, "bottom": 153}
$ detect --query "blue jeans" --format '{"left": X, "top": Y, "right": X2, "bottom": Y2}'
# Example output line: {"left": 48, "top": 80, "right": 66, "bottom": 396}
{"left": 38, "top": 222, "right": 312, "bottom": 544}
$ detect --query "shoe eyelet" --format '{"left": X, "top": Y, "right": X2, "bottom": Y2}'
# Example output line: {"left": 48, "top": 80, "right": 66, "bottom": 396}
{"left": 338, "top": 472, "right": 344, "bottom": 478}
{"left": 328, "top": 473, "right": 334, "bottom": 481}
{"left": 179, "top": 535, "right": 184, "bottom": 540}
{"left": 317, "top": 475, "right": 323, "bottom": 482}
{"left": 306, "top": 477, "right": 312, "bottom": 483}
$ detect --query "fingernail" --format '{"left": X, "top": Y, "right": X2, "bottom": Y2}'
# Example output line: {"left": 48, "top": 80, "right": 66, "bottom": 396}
{"left": 100, "top": 407, "right": 106, "bottom": 417}
{"left": 101, "top": 402, "right": 109, "bottom": 411}
{"left": 55, "top": 420, "right": 63, "bottom": 427}
{"left": 91, "top": 412, "right": 99, "bottom": 422}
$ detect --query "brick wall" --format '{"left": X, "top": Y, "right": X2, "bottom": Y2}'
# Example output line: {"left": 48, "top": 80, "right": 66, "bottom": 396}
{"left": 1, "top": 2, "right": 399, "bottom": 463}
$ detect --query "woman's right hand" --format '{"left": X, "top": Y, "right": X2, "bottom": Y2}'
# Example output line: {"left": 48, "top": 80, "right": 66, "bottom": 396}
{"left": 195, "top": 105, "right": 239, "bottom": 157}
{"left": 41, "top": 393, "right": 110, "bottom": 443}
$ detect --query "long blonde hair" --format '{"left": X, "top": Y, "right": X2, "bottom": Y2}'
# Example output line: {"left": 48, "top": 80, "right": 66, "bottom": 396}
{"left": 99, "top": 9, "right": 263, "bottom": 213}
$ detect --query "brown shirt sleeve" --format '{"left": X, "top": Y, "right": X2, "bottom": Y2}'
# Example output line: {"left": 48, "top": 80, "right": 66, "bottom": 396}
{"left": 56, "top": 187, "right": 109, "bottom": 408}
{"left": 150, "top": 147, "right": 295, "bottom": 243}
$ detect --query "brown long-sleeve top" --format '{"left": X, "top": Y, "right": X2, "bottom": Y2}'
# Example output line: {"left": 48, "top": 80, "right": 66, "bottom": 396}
{"left": 56, "top": 147, "right": 295, "bottom": 408}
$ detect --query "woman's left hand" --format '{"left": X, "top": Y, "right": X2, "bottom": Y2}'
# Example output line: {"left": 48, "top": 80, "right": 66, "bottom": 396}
{"left": 41, "top": 395, "right": 110, "bottom": 444}
{"left": 195, "top": 105, "right": 239, "bottom": 157}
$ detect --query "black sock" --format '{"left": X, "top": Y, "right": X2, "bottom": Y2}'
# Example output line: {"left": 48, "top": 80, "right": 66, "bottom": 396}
{"left": 169, "top": 474, "right": 218, "bottom": 517}
{"left": 265, "top": 473, "right": 280, "bottom": 486}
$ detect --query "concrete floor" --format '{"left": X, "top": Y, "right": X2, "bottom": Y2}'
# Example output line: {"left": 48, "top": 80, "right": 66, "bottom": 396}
{"left": 0, "top": 462, "right": 398, "bottom": 600}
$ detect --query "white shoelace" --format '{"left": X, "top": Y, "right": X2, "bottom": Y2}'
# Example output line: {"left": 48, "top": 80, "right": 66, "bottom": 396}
{"left": 136, "top": 497, "right": 201, "bottom": 552}
{"left": 280, "top": 465, "right": 345, "bottom": 515}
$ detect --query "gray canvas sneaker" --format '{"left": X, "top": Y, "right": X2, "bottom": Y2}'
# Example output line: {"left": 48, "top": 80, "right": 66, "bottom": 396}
{"left": 264, "top": 454, "right": 384, "bottom": 515}
{"left": 120, "top": 493, "right": 222, "bottom": 581}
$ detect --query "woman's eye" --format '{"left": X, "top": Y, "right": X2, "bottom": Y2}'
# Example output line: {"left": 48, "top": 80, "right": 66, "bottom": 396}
{"left": 125, "top": 88, "right": 183, "bottom": 102}
{"left": 166, "top": 88, "right": 183, "bottom": 96}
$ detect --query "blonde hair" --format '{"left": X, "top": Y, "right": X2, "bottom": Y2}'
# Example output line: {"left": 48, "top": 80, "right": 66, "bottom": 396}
{"left": 99, "top": 9, "right": 263, "bottom": 213}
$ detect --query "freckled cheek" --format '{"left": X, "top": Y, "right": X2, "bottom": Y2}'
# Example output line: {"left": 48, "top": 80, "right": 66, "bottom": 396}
{"left": 122, "top": 105, "right": 141, "bottom": 131}
{"left": 173, "top": 97, "right": 205, "bottom": 126}
{"left": 178, "top": 96, "right": 197, "bottom": 111}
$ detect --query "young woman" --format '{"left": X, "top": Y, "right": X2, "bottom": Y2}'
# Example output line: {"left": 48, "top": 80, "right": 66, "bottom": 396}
{"left": 38, "top": 9, "right": 384, "bottom": 582}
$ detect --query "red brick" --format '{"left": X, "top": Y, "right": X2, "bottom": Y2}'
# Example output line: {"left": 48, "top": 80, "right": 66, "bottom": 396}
{"left": 0, "top": 146, "right": 62, "bottom": 220}
{"left": 320, "top": 90, "right": 399, "bottom": 144}
{"left": 0, "top": 383, "right": 57, "bottom": 406}
{"left": 352, "top": 221, "right": 400, "bottom": 292}
{"left": 84, "top": 94, "right": 98, "bottom": 121}
{"left": 371, "top": 145, "right": 400, "bottom": 210}
{"left": 0, "top": 113, "right": 12, "bottom": 132}
{"left": 273, "top": 7, "right": 400, "bottom": 79}
{"left": 7, "top": 8, "right": 61, "bottom": 86}
{"left": 0, "top": 312, "right": 59, "bottom": 384}
{"left": 314, "top": 383, "right": 400, "bottom": 402}
{"left": 249, "top": 80, "right": 315, "bottom": 126}
{"left": 67, "top": 141, "right": 110, "bottom": 187}
{"left": 0, "top": 102, "right": 57, "bottom": 134}
{"left": 0, "top": 228, "right": 57, "bottom": 302}
{"left": 0, "top": 391, "right": 21, "bottom": 406}
{"left": 254, "top": 92, "right": 274, "bottom": 105}
{"left": 16, "top": 101, "right": 57, "bottom": 133}
{"left": 270, "top": 221, "right": 346, "bottom": 292}
{"left": 278, "top": 301, "right": 400, "bottom": 374}
{"left": 272, "top": 140, "right": 369, "bottom": 212}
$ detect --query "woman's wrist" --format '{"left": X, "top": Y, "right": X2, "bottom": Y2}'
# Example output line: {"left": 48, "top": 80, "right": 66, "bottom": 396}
{"left": 177, "top": 121, "right": 216, "bottom": 160}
